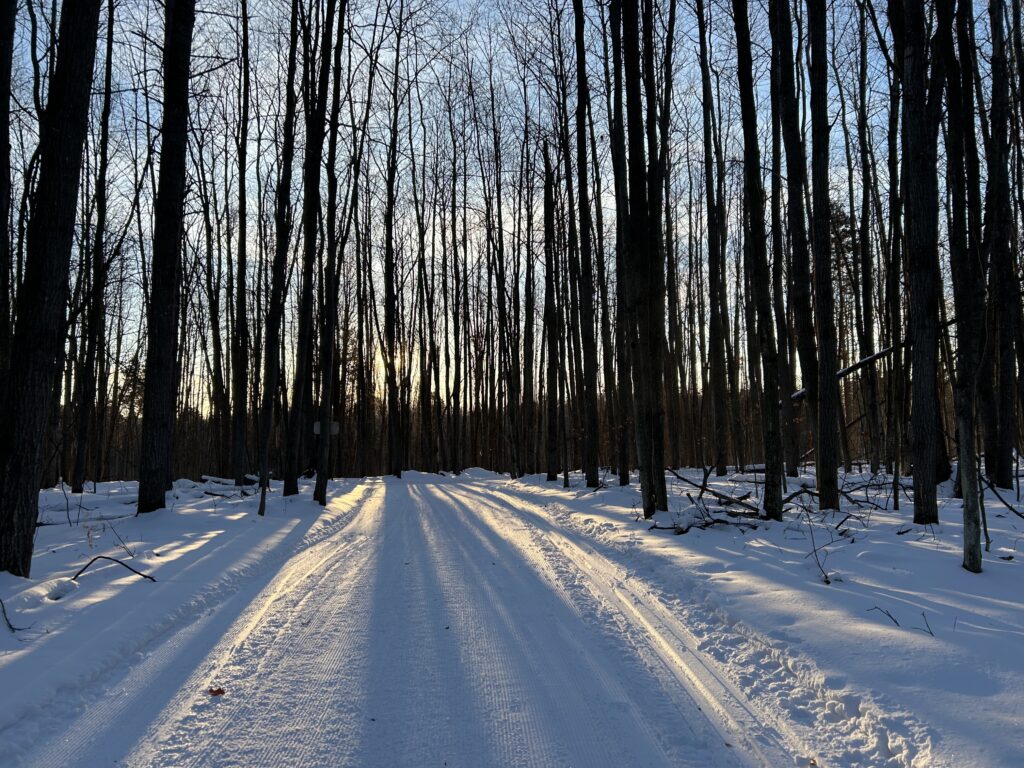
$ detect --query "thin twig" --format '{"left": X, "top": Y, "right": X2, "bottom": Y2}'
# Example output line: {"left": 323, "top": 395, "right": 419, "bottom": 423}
{"left": 61, "top": 481, "right": 72, "bottom": 527}
{"left": 72, "top": 555, "right": 156, "bottom": 583}
{"left": 915, "top": 612, "right": 935, "bottom": 637}
{"left": 0, "top": 597, "right": 28, "bottom": 632}
{"left": 804, "top": 511, "right": 831, "bottom": 584}
{"left": 107, "top": 522, "right": 135, "bottom": 558}
{"left": 868, "top": 606, "right": 899, "bottom": 626}
{"left": 981, "top": 475, "right": 1024, "bottom": 520}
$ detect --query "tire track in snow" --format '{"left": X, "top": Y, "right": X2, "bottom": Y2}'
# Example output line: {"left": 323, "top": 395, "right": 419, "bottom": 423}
{"left": 410, "top": 483, "right": 560, "bottom": 767}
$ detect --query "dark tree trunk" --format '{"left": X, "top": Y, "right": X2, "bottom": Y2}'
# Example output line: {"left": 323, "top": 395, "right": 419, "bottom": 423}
{"left": 285, "top": 0, "right": 339, "bottom": 495}
{"left": 770, "top": 0, "right": 819, "bottom": 447}
{"left": 544, "top": 146, "right": 559, "bottom": 482}
{"left": 892, "top": 0, "right": 951, "bottom": 524}
{"left": 257, "top": 0, "right": 300, "bottom": 515}
{"left": 982, "top": 0, "right": 1016, "bottom": 490}
{"left": 72, "top": 0, "right": 116, "bottom": 494}
{"left": 621, "top": 0, "right": 665, "bottom": 517}
{"left": 770, "top": 39, "right": 801, "bottom": 477}
{"left": 942, "top": 0, "right": 985, "bottom": 572}
{"left": 0, "top": 0, "right": 16, "bottom": 384}
{"left": 607, "top": 0, "right": 632, "bottom": 486}
{"left": 572, "top": 0, "right": 600, "bottom": 488}
{"left": 138, "top": 0, "right": 198, "bottom": 513}
{"left": 383, "top": 0, "right": 406, "bottom": 478}
{"left": 732, "top": 0, "right": 784, "bottom": 520}
{"left": 856, "top": 1, "right": 883, "bottom": 475}
{"left": 697, "top": 0, "right": 728, "bottom": 476}
{"left": 0, "top": 0, "right": 103, "bottom": 575}
{"left": 808, "top": 0, "right": 840, "bottom": 510}
{"left": 314, "top": 0, "right": 351, "bottom": 505}
{"left": 885, "top": 76, "right": 905, "bottom": 505}
{"left": 231, "top": 0, "right": 251, "bottom": 487}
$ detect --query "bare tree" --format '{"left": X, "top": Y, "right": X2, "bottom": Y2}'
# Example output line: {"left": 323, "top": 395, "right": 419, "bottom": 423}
{"left": 0, "top": 0, "right": 104, "bottom": 574}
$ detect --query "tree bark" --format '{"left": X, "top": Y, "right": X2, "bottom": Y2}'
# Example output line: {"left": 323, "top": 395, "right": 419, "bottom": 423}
{"left": 231, "top": 0, "right": 251, "bottom": 487}
{"left": 732, "top": 0, "right": 784, "bottom": 520}
{"left": 0, "top": 0, "right": 103, "bottom": 575}
{"left": 808, "top": 0, "right": 840, "bottom": 510}
{"left": 138, "top": 0, "right": 198, "bottom": 514}
{"left": 942, "top": 0, "right": 985, "bottom": 572}
{"left": 572, "top": 0, "right": 600, "bottom": 488}
{"left": 257, "top": 0, "right": 300, "bottom": 515}
{"left": 892, "top": 0, "right": 952, "bottom": 524}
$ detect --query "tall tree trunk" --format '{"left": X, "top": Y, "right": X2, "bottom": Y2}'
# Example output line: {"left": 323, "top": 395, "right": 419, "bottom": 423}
{"left": 770, "top": 37, "right": 801, "bottom": 477}
{"left": 885, "top": 74, "right": 905, "bottom": 506}
{"left": 983, "top": 0, "right": 1016, "bottom": 489}
{"left": 855, "top": 0, "right": 883, "bottom": 475}
{"left": 285, "top": 0, "right": 339, "bottom": 495}
{"left": 572, "top": 0, "right": 600, "bottom": 488}
{"left": 383, "top": 0, "right": 406, "bottom": 478}
{"left": 697, "top": 0, "right": 728, "bottom": 476}
{"left": 770, "top": 0, "right": 819, "bottom": 447}
{"left": 893, "top": 0, "right": 951, "bottom": 524}
{"left": 0, "top": 0, "right": 103, "bottom": 575}
{"left": 257, "top": 0, "right": 300, "bottom": 515}
{"left": 732, "top": 0, "right": 784, "bottom": 520}
{"left": 0, "top": 0, "right": 16, "bottom": 385}
{"left": 138, "top": 0, "right": 198, "bottom": 513}
{"left": 943, "top": 0, "right": 986, "bottom": 572}
{"left": 231, "top": 0, "right": 251, "bottom": 487}
{"left": 808, "top": 0, "right": 840, "bottom": 509}
{"left": 544, "top": 145, "right": 559, "bottom": 481}
{"left": 314, "top": 0, "right": 351, "bottom": 505}
{"left": 621, "top": 0, "right": 665, "bottom": 516}
{"left": 72, "top": 0, "right": 115, "bottom": 494}
{"left": 607, "top": 0, "right": 632, "bottom": 486}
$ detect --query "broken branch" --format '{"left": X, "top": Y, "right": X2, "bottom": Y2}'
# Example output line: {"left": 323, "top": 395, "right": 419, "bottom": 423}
{"left": 72, "top": 555, "right": 156, "bottom": 583}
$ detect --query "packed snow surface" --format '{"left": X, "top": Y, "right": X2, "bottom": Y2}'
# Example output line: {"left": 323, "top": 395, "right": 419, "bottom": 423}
{"left": 0, "top": 468, "right": 1021, "bottom": 767}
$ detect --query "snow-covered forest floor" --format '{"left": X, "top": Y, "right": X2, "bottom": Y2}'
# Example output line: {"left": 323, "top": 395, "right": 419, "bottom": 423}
{"left": 0, "top": 468, "right": 1020, "bottom": 767}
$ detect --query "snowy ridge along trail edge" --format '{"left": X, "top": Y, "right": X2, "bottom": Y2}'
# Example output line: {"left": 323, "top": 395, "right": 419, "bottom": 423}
{"left": 467, "top": 479, "right": 932, "bottom": 768}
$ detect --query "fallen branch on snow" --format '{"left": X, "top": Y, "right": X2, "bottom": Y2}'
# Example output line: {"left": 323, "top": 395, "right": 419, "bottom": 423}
{"left": 981, "top": 476, "right": 1024, "bottom": 520}
{"left": 666, "top": 468, "right": 761, "bottom": 514}
{"left": 72, "top": 555, "right": 156, "bottom": 583}
{"left": 649, "top": 492, "right": 760, "bottom": 535}
{"left": 0, "top": 597, "right": 28, "bottom": 632}
{"left": 868, "top": 605, "right": 900, "bottom": 626}
{"left": 648, "top": 516, "right": 758, "bottom": 535}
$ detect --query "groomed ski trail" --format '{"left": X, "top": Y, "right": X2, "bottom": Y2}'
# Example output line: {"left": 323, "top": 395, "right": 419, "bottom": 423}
{"left": 20, "top": 475, "right": 809, "bottom": 768}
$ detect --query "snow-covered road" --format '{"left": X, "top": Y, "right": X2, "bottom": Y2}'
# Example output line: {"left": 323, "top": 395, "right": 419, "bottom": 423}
{"left": 19, "top": 476, "right": 788, "bottom": 768}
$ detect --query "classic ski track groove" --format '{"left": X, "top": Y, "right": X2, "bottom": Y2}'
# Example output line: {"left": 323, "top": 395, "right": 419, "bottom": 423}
{"left": 10, "top": 475, "right": 937, "bottom": 767}
{"left": 475, "top": 480, "right": 931, "bottom": 768}
{"left": 453, "top": 482, "right": 786, "bottom": 768}
{"left": 16, "top": 480, "right": 379, "bottom": 768}
{"left": 122, "top": 478, "right": 737, "bottom": 767}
